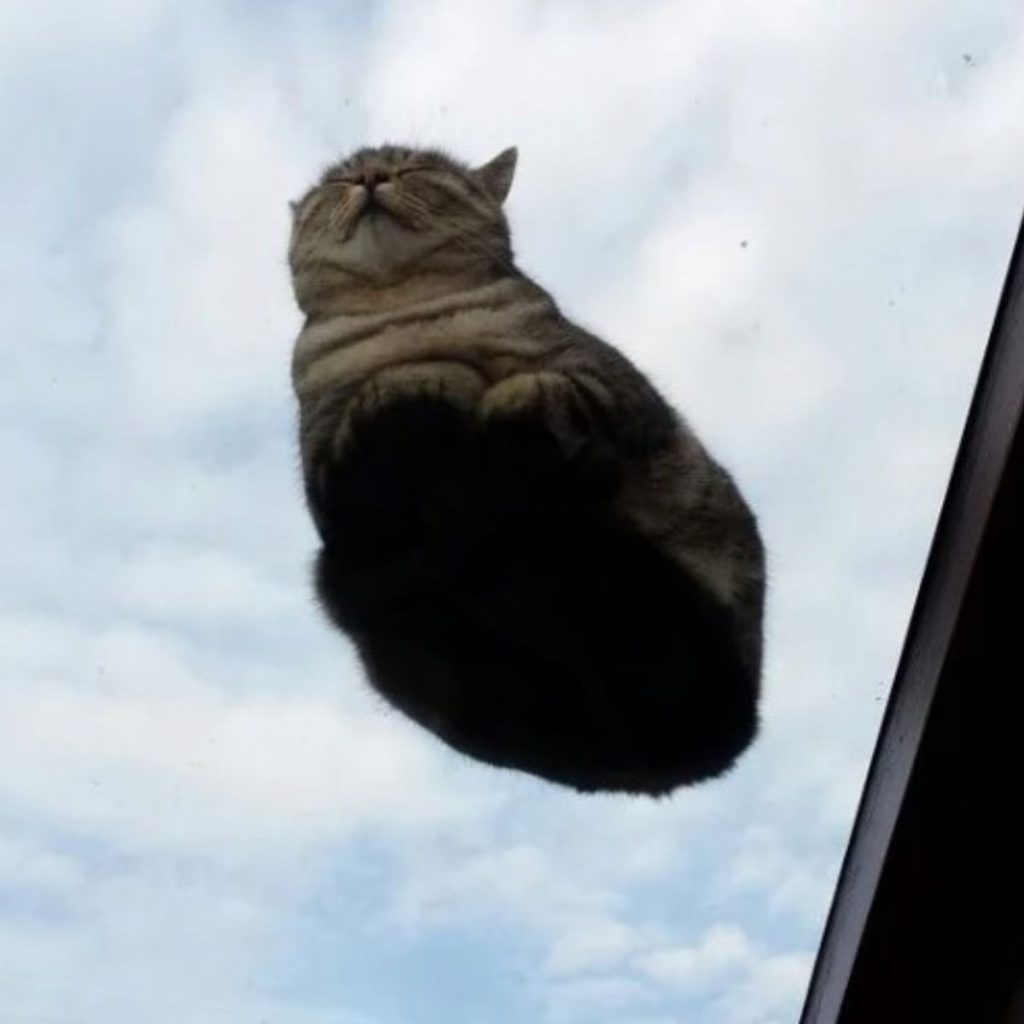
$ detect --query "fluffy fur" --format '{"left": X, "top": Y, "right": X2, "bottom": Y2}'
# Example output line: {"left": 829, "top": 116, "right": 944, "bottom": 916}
{"left": 289, "top": 144, "right": 765, "bottom": 795}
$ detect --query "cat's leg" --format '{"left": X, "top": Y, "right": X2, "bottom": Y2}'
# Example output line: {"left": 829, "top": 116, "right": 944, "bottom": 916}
{"left": 316, "top": 361, "right": 489, "bottom": 581}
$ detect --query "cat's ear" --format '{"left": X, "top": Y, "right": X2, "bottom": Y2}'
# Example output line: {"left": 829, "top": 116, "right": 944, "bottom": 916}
{"left": 289, "top": 199, "right": 300, "bottom": 217}
{"left": 474, "top": 147, "right": 518, "bottom": 203}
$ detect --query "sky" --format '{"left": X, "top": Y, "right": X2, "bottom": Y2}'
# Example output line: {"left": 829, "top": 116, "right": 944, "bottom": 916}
{"left": 1, "top": 1, "right": 1022, "bottom": 1022}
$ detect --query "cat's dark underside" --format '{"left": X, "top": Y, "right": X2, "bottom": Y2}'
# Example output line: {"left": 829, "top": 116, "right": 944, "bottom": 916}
{"left": 307, "top": 390, "right": 757, "bottom": 796}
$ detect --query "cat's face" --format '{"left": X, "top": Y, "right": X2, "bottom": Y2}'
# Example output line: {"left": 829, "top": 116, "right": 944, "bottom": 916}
{"left": 289, "top": 144, "right": 517, "bottom": 304}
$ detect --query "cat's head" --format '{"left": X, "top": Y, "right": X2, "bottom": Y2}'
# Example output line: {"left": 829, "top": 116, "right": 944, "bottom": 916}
{"left": 289, "top": 144, "right": 517, "bottom": 312}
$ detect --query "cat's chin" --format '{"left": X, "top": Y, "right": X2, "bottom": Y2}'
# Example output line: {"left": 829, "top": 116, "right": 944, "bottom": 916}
{"left": 337, "top": 216, "right": 443, "bottom": 280}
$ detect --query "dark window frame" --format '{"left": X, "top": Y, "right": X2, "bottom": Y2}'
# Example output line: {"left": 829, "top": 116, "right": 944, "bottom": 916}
{"left": 800, "top": 211, "right": 1024, "bottom": 1023}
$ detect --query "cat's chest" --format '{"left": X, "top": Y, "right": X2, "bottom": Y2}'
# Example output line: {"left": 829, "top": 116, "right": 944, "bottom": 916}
{"left": 293, "top": 297, "right": 555, "bottom": 396}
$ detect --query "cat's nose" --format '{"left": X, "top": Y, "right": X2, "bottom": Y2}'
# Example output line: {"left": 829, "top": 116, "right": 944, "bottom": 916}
{"left": 360, "top": 168, "right": 390, "bottom": 191}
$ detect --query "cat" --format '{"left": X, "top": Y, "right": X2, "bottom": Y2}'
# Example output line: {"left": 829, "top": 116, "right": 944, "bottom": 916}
{"left": 288, "top": 144, "right": 765, "bottom": 795}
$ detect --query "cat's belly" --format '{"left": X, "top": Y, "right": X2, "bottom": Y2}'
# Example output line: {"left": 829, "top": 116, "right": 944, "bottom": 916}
{"left": 316, "top": 492, "right": 758, "bottom": 797}
{"left": 300, "top": 379, "right": 761, "bottom": 797}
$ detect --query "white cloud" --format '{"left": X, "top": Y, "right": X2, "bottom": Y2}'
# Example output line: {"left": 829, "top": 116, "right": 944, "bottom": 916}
{"left": 716, "top": 825, "right": 839, "bottom": 929}
{"left": 635, "top": 927, "right": 815, "bottom": 1024}
{"left": 100, "top": 98, "right": 303, "bottom": 430}
{"left": 108, "top": 542, "right": 302, "bottom": 622}
{"left": 0, "top": 834, "right": 84, "bottom": 893}
{"left": 0, "top": 616, "right": 486, "bottom": 857}
{"left": 545, "top": 917, "right": 644, "bottom": 977}
{"left": 717, "top": 952, "right": 816, "bottom": 1024}
{"left": 540, "top": 975, "right": 651, "bottom": 1021}
{"left": 638, "top": 925, "right": 753, "bottom": 989}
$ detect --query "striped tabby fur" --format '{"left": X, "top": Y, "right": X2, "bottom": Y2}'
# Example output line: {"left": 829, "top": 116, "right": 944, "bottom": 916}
{"left": 289, "top": 144, "right": 765, "bottom": 795}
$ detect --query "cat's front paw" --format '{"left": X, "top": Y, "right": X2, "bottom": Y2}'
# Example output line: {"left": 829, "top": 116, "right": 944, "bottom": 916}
{"left": 480, "top": 372, "right": 591, "bottom": 457}
{"left": 334, "top": 362, "right": 485, "bottom": 457}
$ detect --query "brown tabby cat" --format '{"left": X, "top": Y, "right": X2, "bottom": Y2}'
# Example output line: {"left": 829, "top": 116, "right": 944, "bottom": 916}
{"left": 289, "top": 144, "right": 765, "bottom": 795}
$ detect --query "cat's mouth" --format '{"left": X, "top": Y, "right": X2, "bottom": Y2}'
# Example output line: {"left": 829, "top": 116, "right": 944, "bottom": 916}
{"left": 354, "top": 188, "right": 417, "bottom": 231}
{"left": 341, "top": 196, "right": 385, "bottom": 241}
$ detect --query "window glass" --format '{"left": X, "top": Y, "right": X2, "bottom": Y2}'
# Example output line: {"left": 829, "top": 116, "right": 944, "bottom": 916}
{"left": 2, "top": 3, "right": 1021, "bottom": 1022}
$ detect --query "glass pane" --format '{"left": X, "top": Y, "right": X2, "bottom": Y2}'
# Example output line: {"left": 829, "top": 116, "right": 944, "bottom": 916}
{"left": 2, "top": 3, "right": 1021, "bottom": 1022}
